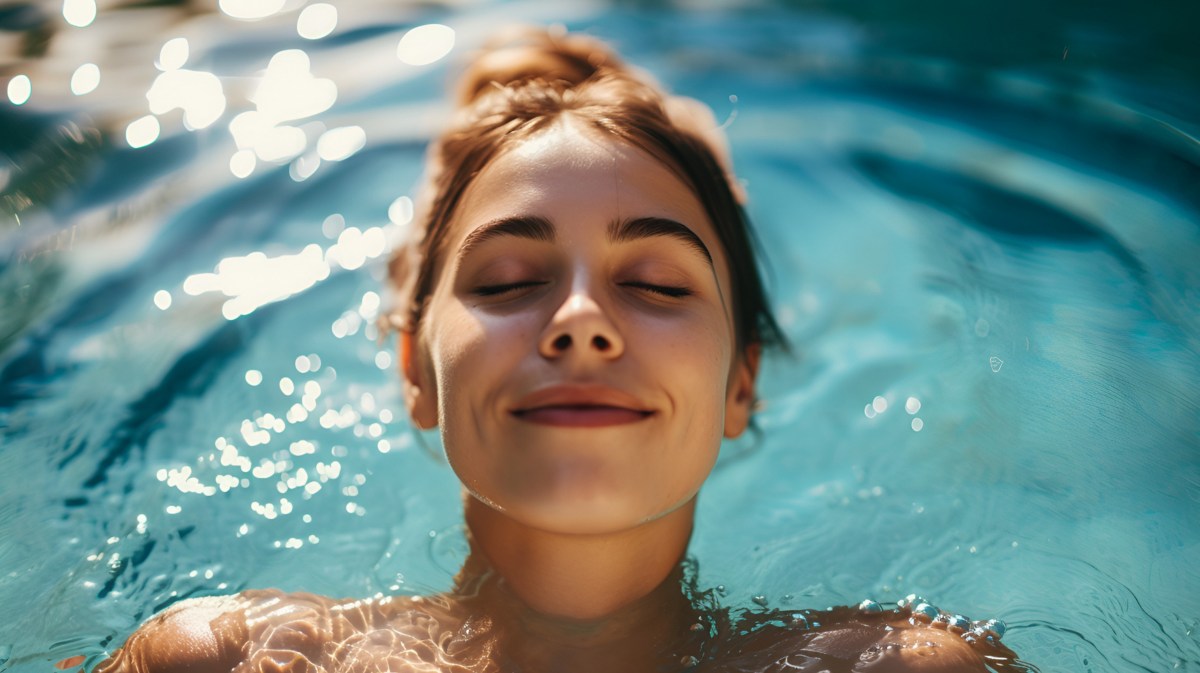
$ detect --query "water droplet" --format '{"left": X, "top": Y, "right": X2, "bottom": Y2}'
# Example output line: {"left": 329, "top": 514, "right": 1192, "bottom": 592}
{"left": 872, "top": 396, "right": 888, "bottom": 413}
{"left": 989, "top": 356, "right": 1004, "bottom": 373}
{"left": 752, "top": 594, "right": 768, "bottom": 608}
{"left": 858, "top": 599, "right": 883, "bottom": 613}
{"left": 911, "top": 602, "right": 939, "bottom": 622}
{"left": 911, "top": 417, "right": 924, "bottom": 432}
{"left": 948, "top": 614, "right": 971, "bottom": 633}
{"left": 905, "top": 396, "right": 921, "bottom": 414}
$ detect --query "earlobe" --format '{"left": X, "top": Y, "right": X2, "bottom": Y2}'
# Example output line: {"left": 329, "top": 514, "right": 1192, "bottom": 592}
{"left": 400, "top": 330, "right": 438, "bottom": 430}
{"left": 723, "top": 343, "right": 761, "bottom": 439}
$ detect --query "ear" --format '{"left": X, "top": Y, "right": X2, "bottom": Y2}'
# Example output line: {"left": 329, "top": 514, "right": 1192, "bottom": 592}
{"left": 723, "top": 342, "right": 761, "bottom": 438}
{"left": 400, "top": 330, "right": 438, "bottom": 430}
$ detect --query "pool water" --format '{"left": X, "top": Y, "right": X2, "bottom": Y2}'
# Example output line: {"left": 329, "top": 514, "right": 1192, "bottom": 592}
{"left": 1, "top": 2, "right": 1198, "bottom": 672}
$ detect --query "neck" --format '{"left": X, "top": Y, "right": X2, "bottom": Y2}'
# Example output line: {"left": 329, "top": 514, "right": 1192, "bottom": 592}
{"left": 453, "top": 496, "right": 704, "bottom": 671}
{"left": 460, "top": 495, "right": 696, "bottom": 620}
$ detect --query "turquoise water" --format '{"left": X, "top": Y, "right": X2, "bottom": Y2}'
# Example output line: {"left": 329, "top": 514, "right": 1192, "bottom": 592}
{"left": 1, "top": 3, "right": 1198, "bottom": 672}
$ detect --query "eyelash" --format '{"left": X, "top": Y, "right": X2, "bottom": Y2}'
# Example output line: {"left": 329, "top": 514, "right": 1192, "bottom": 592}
{"left": 621, "top": 281, "right": 692, "bottom": 298}
{"left": 473, "top": 281, "right": 692, "bottom": 299}
{"left": 473, "top": 281, "right": 547, "bottom": 296}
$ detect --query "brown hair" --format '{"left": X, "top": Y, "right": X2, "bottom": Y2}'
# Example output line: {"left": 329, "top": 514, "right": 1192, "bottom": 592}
{"left": 389, "top": 26, "right": 784, "bottom": 351}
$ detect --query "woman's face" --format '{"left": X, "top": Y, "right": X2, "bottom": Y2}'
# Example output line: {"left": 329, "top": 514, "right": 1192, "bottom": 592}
{"left": 404, "top": 119, "right": 757, "bottom": 535}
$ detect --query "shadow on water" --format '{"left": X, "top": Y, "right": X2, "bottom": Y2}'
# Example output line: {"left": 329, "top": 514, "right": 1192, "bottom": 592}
{"left": 848, "top": 150, "right": 1147, "bottom": 275}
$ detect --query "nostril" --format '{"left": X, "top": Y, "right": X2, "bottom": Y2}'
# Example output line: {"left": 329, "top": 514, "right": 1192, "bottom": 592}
{"left": 592, "top": 335, "right": 610, "bottom": 351}
{"left": 553, "top": 334, "right": 571, "bottom": 351}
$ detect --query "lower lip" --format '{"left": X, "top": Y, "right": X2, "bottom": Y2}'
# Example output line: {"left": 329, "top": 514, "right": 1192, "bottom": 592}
{"left": 513, "top": 406, "right": 653, "bottom": 427}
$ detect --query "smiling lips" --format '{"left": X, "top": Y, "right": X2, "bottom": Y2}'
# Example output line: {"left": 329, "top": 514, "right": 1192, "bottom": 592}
{"left": 511, "top": 386, "right": 654, "bottom": 427}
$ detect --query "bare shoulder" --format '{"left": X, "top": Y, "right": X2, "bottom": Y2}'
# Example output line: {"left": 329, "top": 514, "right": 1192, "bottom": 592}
{"left": 94, "top": 593, "right": 256, "bottom": 673}
{"left": 714, "top": 605, "right": 1018, "bottom": 673}
{"left": 94, "top": 590, "right": 441, "bottom": 673}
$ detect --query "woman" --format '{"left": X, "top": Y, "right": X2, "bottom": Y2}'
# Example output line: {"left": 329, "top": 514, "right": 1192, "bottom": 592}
{"left": 95, "top": 27, "right": 1019, "bottom": 673}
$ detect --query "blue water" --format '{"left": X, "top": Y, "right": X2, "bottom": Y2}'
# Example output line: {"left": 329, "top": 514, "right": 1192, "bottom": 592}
{"left": 1, "top": 3, "right": 1198, "bottom": 672}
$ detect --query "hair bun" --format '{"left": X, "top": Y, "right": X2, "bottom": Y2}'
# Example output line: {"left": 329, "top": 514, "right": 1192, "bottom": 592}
{"left": 454, "top": 25, "right": 624, "bottom": 105}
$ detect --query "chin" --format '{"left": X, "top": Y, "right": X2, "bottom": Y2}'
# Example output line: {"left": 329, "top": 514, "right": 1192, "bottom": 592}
{"left": 484, "top": 483, "right": 669, "bottom": 535}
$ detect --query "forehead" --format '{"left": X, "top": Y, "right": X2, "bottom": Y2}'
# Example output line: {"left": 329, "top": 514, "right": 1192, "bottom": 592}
{"left": 450, "top": 120, "right": 716, "bottom": 245}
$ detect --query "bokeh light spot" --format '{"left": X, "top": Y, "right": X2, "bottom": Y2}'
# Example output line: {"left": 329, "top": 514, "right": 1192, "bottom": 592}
{"left": 297, "top": 3, "right": 337, "bottom": 40}
{"left": 70, "top": 63, "right": 100, "bottom": 95}
{"left": 63, "top": 0, "right": 96, "bottom": 27}
{"left": 397, "top": 24, "right": 455, "bottom": 66}
{"left": 125, "top": 115, "right": 161, "bottom": 148}
{"left": 8, "top": 75, "right": 31, "bottom": 105}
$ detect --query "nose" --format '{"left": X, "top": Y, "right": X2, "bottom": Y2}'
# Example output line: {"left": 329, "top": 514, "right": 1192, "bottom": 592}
{"left": 539, "top": 290, "right": 625, "bottom": 361}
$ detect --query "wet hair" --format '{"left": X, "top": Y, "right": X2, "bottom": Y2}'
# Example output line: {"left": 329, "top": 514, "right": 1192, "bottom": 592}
{"left": 389, "top": 26, "right": 785, "bottom": 352}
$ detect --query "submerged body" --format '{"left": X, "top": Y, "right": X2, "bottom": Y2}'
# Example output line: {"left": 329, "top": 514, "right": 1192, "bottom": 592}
{"left": 94, "top": 573, "right": 1014, "bottom": 673}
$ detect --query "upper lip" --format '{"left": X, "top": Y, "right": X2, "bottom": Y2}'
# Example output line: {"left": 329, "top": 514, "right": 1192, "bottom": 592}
{"left": 511, "top": 384, "right": 654, "bottom": 414}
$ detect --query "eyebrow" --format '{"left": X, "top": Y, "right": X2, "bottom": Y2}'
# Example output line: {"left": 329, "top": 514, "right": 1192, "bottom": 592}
{"left": 456, "top": 215, "right": 555, "bottom": 261}
{"left": 456, "top": 215, "right": 713, "bottom": 268}
{"left": 608, "top": 216, "right": 713, "bottom": 266}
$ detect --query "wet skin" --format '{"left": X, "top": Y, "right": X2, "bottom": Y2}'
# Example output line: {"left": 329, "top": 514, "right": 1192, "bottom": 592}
{"left": 93, "top": 576, "right": 1015, "bottom": 673}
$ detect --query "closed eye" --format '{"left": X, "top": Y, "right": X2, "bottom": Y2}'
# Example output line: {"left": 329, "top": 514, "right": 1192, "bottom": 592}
{"left": 621, "top": 281, "right": 692, "bottom": 298}
{"left": 473, "top": 281, "right": 548, "bottom": 296}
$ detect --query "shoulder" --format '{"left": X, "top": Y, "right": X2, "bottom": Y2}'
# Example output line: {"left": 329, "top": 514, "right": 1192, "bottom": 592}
{"left": 95, "top": 591, "right": 440, "bottom": 673}
{"left": 94, "top": 593, "right": 255, "bottom": 673}
{"left": 94, "top": 590, "right": 355, "bottom": 673}
{"left": 716, "top": 606, "right": 1007, "bottom": 673}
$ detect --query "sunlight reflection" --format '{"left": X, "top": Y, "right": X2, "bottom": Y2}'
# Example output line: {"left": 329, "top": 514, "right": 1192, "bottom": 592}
{"left": 153, "top": 289, "right": 172, "bottom": 310}
{"left": 219, "top": 0, "right": 286, "bottom": 21}
{"left": 397, "top": 24, "right": 455, "bottom": 66}
{"left": 184, "top": 245, "right": 330, "bottom": 320}
{"left": 125, "top": 115, "right": 160, "bottom": 148}
{"left": 62, "top": 0, "right": 97, "bottom": 28}
{"left": 70, "top": 63, "right": 100, "bottom": 96}
{"left": 387, "top": 196, "right": 413, "bottom": 227}
{"left": 322, "top": 213, "right": 345, "bottom": 238}
{"left": 289, "top": 152, "right": 320, "bottom": 181}
{"left": 316, "top": 125, "right": 365, "bottom": 161}
{"left": 8, "top": 75, "right": 31, "bottom": 105}
{"left": 230, "top": 111, "right": 306, "bottom": 161}
{"left": 374, "top": 350, "right": 393, "bottom": 370}
{"left": 252, "top": 50, "right": 337, "bottom": 122}
{"left": 297, "top": 3, "right": 337, "bottom": 40}
{"left": 230, "top": 149, "right": 256, "bottom": 178}
{"left": 148, "top": 68, "right": 226, "bottom": 130}
{"left": 229, "top": 49, "right": 337, "bottom": 170}
{"left": 157, "top": 38, "right": 189, "bottom": 71}
{"left": 181, "top": 223, "right": 392, "bottom": 320}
